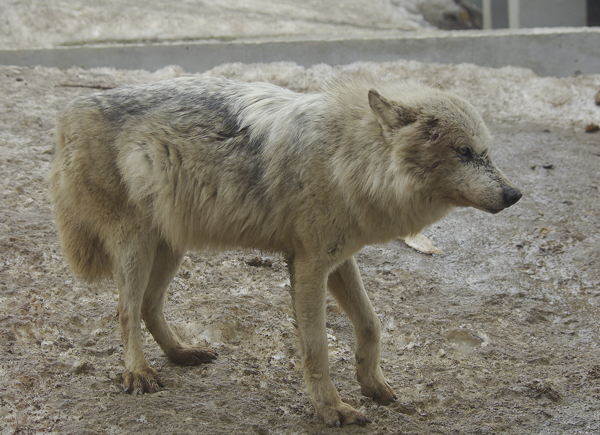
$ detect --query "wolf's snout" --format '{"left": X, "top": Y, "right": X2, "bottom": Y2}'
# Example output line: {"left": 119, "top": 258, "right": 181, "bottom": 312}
{"left": 502, "top": 186, "right": 522, "bottom": 207}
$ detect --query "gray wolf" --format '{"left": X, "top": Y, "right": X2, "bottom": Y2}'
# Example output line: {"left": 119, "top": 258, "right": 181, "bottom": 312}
{"left": 48, "top": 76, "right": 521, "bottom": 426}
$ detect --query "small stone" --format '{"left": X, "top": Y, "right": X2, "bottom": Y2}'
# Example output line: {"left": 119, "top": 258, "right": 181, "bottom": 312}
{"left": 73, "top": 360, "right": 95, "bottom": 374}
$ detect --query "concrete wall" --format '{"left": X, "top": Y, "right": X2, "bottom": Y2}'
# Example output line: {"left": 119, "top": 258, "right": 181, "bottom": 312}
{"left": 1, "top": 28, "right": 600, "bottom": 78}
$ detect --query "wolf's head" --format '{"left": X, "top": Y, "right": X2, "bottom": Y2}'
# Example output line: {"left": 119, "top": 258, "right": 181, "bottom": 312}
{"left": 368, "top": 85, "right": 521, "bottom": 214}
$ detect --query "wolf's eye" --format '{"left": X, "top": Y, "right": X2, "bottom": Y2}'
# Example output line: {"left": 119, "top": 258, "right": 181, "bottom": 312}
{"left": 458, "top": 146, "right": 473, "bottom": 159}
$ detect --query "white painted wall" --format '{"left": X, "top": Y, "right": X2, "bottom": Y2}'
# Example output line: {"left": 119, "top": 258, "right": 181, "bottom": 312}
{"left": 520, "top": 0, "right": 587, "bottom": 28}
{"left": 465, "top": 0, "right": 587, "bottom": 28}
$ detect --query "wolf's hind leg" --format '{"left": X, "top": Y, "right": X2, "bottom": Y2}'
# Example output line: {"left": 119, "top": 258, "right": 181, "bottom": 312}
{"left": 141, "top": 240, "right": 217, "bottom": 366}
{"left": 115, "top": 236, "right": 164, "bottom": 395}
{"left": 327, "top": 257, "right": 396, "bottom": 405}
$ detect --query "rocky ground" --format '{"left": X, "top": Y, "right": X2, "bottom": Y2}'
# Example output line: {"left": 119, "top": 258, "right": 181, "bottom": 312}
{"left": 1, "top": 61, "right": 600, "bottom": 434}
{"left": 0, "top": 0, "right": 483, "bottom": 51}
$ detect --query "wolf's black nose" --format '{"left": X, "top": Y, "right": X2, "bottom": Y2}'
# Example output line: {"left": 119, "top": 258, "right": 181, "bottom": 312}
{"left": 503, "top": 186, "right": 522, "bottom": 206}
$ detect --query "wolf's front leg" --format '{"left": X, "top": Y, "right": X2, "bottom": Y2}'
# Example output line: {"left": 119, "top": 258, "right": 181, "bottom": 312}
{"left": 327, "top": 257, "right": 396, "bottom": 405}
{"left": 290, "top": 257, "right": 369, "bottom": 427}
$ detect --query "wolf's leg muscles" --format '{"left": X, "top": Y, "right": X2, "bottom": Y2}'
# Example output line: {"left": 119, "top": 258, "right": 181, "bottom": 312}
{"left": 290, "top": 256, "right": 369, "bottom": 427}
{"left": 115, "top": 236, "right": 163, "bottom": 394}
{"left": 327, "top": 256, "right": 396, "bottom": 405}
{"left": 141, "top": 240, "right": 217, "bottom": 365}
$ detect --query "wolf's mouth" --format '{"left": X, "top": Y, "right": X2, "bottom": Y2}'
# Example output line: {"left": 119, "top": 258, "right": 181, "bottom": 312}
{"left": 453, "top": 195, "right": 505, "bottom": 214}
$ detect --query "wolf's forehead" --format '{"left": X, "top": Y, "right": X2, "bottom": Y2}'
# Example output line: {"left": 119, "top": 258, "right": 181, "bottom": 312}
{"left": 440, "top": 98, "right": 492, "bottom": 150}
{"left": 463, "top": 122, "right": 493, "bottom": 152}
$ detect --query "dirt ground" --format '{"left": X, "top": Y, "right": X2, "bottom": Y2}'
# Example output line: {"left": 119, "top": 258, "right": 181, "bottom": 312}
{"left": 1, "top": 63, "right": 600, "bottom": 435}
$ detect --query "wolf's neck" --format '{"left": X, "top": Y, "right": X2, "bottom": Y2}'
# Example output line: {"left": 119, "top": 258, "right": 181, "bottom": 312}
{"left": 327, "top": 131, "right": 452, "bottom": 243}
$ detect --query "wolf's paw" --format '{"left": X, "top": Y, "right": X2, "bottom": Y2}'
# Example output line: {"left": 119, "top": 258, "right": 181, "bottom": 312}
{"left": 168, "top": 346, "right": 218, "bottom": 366}
{"left": 319, "top": 402, "right": 370, "bottom": 427}
{"left": 123, "top": 367, "right": 164, "bottom": 395}
{"left": 358, "top": 371, "right": 397, "bottom": 405}
{"left": 361, "top": 381, "right": 397, "bottom": 405}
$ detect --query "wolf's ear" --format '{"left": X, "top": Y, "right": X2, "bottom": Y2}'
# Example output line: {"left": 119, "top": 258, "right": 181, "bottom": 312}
{"left": 368, "top": 89, "right": 417, "bottom": 132}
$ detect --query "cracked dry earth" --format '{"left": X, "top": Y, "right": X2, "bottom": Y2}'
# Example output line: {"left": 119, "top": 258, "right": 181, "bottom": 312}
{"left": 1, "top": 64, "right": 600, "bottom": 434}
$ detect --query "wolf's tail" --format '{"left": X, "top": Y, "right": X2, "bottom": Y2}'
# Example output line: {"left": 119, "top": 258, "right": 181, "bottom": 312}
{"left": 52, "top": 213, "right": 113, "bottom": 282}
{"left": 48, "top": 124, "right": 113, "bottom": 282}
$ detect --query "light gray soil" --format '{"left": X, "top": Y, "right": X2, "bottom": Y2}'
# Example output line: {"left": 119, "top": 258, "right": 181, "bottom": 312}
{"left": 1, "top": 64, "right": 600, "bottom": 434}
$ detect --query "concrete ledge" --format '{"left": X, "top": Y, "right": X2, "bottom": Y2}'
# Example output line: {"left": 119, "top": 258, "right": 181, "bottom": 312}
{"left": 1, "top": 28, "right": 599, "bottom": 77}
